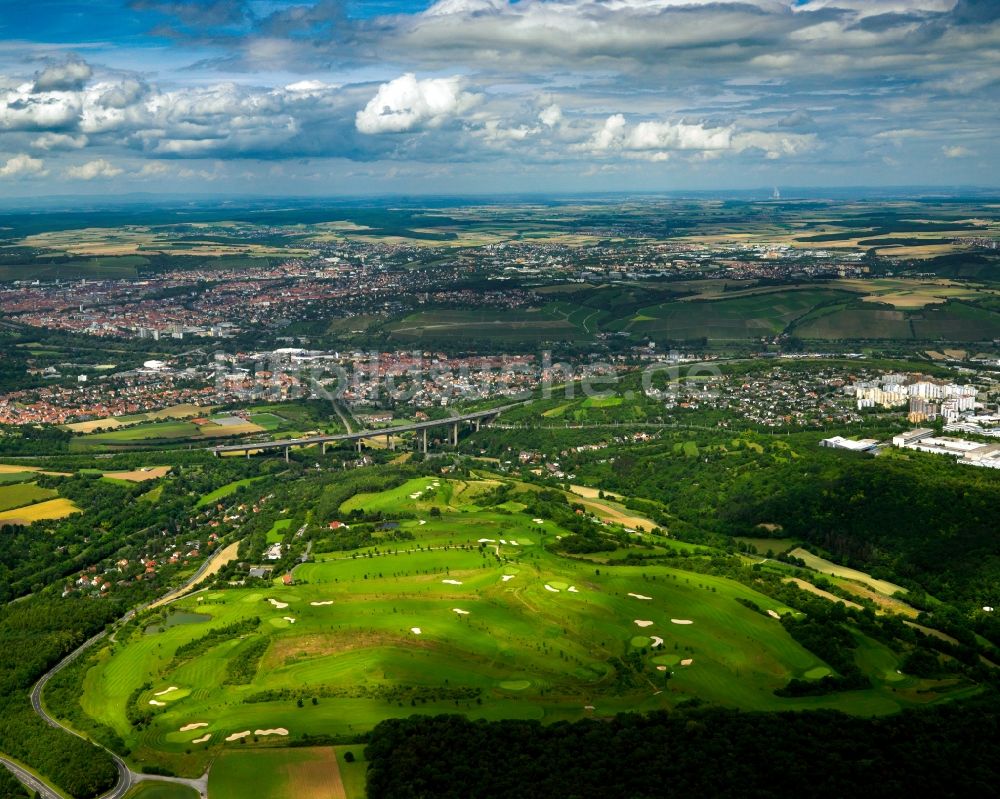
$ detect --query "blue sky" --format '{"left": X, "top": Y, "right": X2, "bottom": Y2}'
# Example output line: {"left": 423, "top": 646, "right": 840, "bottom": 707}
{"left": 0, "top": 0, "right": 997, "bottom": 195}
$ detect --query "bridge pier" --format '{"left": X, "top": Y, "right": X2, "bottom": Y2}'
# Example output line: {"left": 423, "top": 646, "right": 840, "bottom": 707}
{"left": 321, "top": 442, "right": 327, "bottom": 455}
{"left": 451, "top": 421, "right": 458, "bottom": 447}
{"left": 387, "top": 434, "right": 395, "bottom": 451}
{"left": 357, "top": 440, "right": 363, "bottom": 453}
{"left": 284, "top": 446, "right": 289, "bottom": 463}
{"left": 421, "top": 429, "right": 428, "bottom": 454}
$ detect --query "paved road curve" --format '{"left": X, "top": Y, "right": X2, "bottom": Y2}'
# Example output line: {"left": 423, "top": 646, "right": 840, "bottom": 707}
{"left": 0, "top": 755, "right": 64, "bottom": 799}
{"left": 21, "top": 534, "right": 233, "bottom": 799}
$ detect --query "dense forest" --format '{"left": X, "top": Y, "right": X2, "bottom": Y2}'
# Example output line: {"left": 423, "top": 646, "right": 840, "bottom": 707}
{"left": 0, "top": 598, "right": 119, "bottom": 798}
{"left": 365, "top": 702, "right": 1000, "bottom": 799}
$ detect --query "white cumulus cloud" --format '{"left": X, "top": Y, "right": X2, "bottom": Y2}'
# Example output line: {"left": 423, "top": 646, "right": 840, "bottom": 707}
{"left": 66, "top": 158, "right": 123, "bottom": 180}
{"left": 33, "top": 58, "right": 93, "bottom": 92}
{"left": 356, "top": 73, "right": 476, "bottom": 134}
{"left": 0, "top": 153, "right": 47, "bottom": 177}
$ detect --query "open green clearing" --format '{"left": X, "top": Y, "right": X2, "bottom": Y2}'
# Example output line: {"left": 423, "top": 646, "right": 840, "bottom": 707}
{"left": 195, "top": 477, "right": 266, "bottom": 508}
{"left": 266, "top": 519, "right": 293, "bottom": 544}
{"left": 0, "top": 482, "right": 58, "bottom": 512}
{"left": 72, "top": 474, "right": 966, "bottom": 779}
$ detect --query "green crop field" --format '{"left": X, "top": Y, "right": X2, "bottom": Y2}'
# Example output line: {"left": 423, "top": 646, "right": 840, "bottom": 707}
{"left": 208, "top": 747, "right": 346, "bottom": 799}
{"left": 0, "top": 482, "right": 58, "bottom": 512}
{"left": 123, "top": 782, "right": 199, "bottom": 799}
{"left": 76, "top": 421, "right": 202, "bottom": 444}
{"left": 0, "top": 471, "right": 37, "bottom": 485}
{"left": 72, "top": 474, "right": 967, "bottom": 779}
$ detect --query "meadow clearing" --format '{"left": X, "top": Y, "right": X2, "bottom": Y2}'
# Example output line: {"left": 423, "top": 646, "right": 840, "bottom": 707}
{"left": 69, "top": 475, "right": 969, "bottom": 782}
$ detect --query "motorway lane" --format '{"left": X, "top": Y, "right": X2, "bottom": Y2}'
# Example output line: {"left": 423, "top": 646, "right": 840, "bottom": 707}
{"left": 0, "top": 755, "right": 62, "bottom": 799}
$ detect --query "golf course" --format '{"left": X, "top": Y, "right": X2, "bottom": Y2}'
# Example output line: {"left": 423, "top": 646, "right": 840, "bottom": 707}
{"left": 68, "top": 474, "right": 974, "bottom": 788}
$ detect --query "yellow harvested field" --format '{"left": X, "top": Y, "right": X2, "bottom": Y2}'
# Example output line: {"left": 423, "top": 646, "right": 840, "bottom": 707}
{"left": 63, "top": 404, "right": 211, "bottom": 433}
{"left": 285, "top": 748, "right": 346, "bottom": 799}
{"left": 790, "top": 548, "right": 907, "bottom": 596}
{"left": 569, "top": 484, "right": 623, "bottom": 501}
{"left": 149, "top": 540, "right": 240, "bottom": 609}
{"left": 564, "top": 489, "right": 656, "bottom": 531}
{"left": 785, "top": 578, "right": 862, "bottom": 609}
{"left": 101, "top": 466, "right": 172, "bottom": 482}
{"left": 0, "top": 464, "right": 70, "bottom": 476}
{"left": 197, "top": 421, "right": 265, "bottom": 437}
{"left": 0, "top": 498, "right": 81, "bottom": 525}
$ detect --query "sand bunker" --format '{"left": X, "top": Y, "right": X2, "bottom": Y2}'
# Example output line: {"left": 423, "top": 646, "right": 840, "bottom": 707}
{"left": 544, "top": 584, "right": 560, "bottom": 593}
{"left": 192, "top": 734, "right": 211, "bottom": 744}
{"left": 149, "top": 700, "right": 166, "bottom": 706}
{"left": 225, "top": 731, "right": 251, "bottom": 742}
{"left": 533, "top": 518, "right": 545, "bottom": 524}
{"left": 502, "top": 575, "right": 516, "bottom": 582}
{"left": 507, "top": 540, "right": 519, "bottom": 546}
{"left": 267, "top": 598, "right": 289, "bottom": 609}
{"left": 478, "top": 538, "right": 495, "bottom": 543}
{"left": 255, "top": 728, "right": 289, "bottom": 736}
{"left": 634, "top": 620, "right": 654, "bottom": 628}
{"left": 154, "top": 686, "right": 178, "bottom": 696}
{"left": 442, "top": 579, "right": 463, "bottom": 585}
{"left": 680, "top": 658, "right": 694, "bottom": 666}
{"left": 767, "top": 609, "right": 781, "bottom": 619}
{"left": 656, "top": 665, "right": 668, "bottom": 672}
{"left": 310, "top": 600, "right": 333, "bottom": 606}
{"left": 567, "top": 586, "right": 579, "bottom": 593}
{"left": 179, "top": 722, "right": 208, "bottom": 732}
{"left": 628, "top": 593, "right": 652, "bottom": 600}
{"left": 650, "top": 636, "right": 664, "bottom": 648}
{"left": 411, "top": 627, "right": 422, "bottom": 635}
{"left": 283, "top": 617, "right": 296, "bottom": 623}
{"left": 671, "top": 619, "right": 694, "bottom": 625}
{"left": 452, "top": 608, "right": 470, "bottom": 615}
{"left": 419, "top": 520, "right": 427, "bottom": 525}
{"left": 500, "top": 539, "right": 508, "bottom": 544}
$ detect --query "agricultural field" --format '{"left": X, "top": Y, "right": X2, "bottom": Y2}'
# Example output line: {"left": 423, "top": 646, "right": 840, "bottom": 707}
{"left": 791, "top": 300, "right": 1000, "bottom": 341}
{"left": 208, "top": 747, "right": 347, "bottom": 799}
{"left": 72, "top": 475, "right": 974, "bottom": 780}
{"left": 0, "top": 497, "right": 80, "bottom": 525}
{"left": 386, "top": 307, "right": 588, "bottom": 343}
{"left": 70, "top": 416, "right": 269, "bottom": 450}
{"left": 62, "top": 405, "right": 212, "bottom": 434}
{"left": 124, "top": 783, "right": 199, "bottom": 799}
{"left": 616, "top": 289, "right": 852, "bottom": 341}
{"left": 0, "top": 482, "right": 57, "bottom": 512}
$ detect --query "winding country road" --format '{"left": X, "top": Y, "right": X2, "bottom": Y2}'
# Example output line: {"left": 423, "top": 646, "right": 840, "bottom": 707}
{"left": 7, "top": 536, "right": 238, "bottom": 799}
